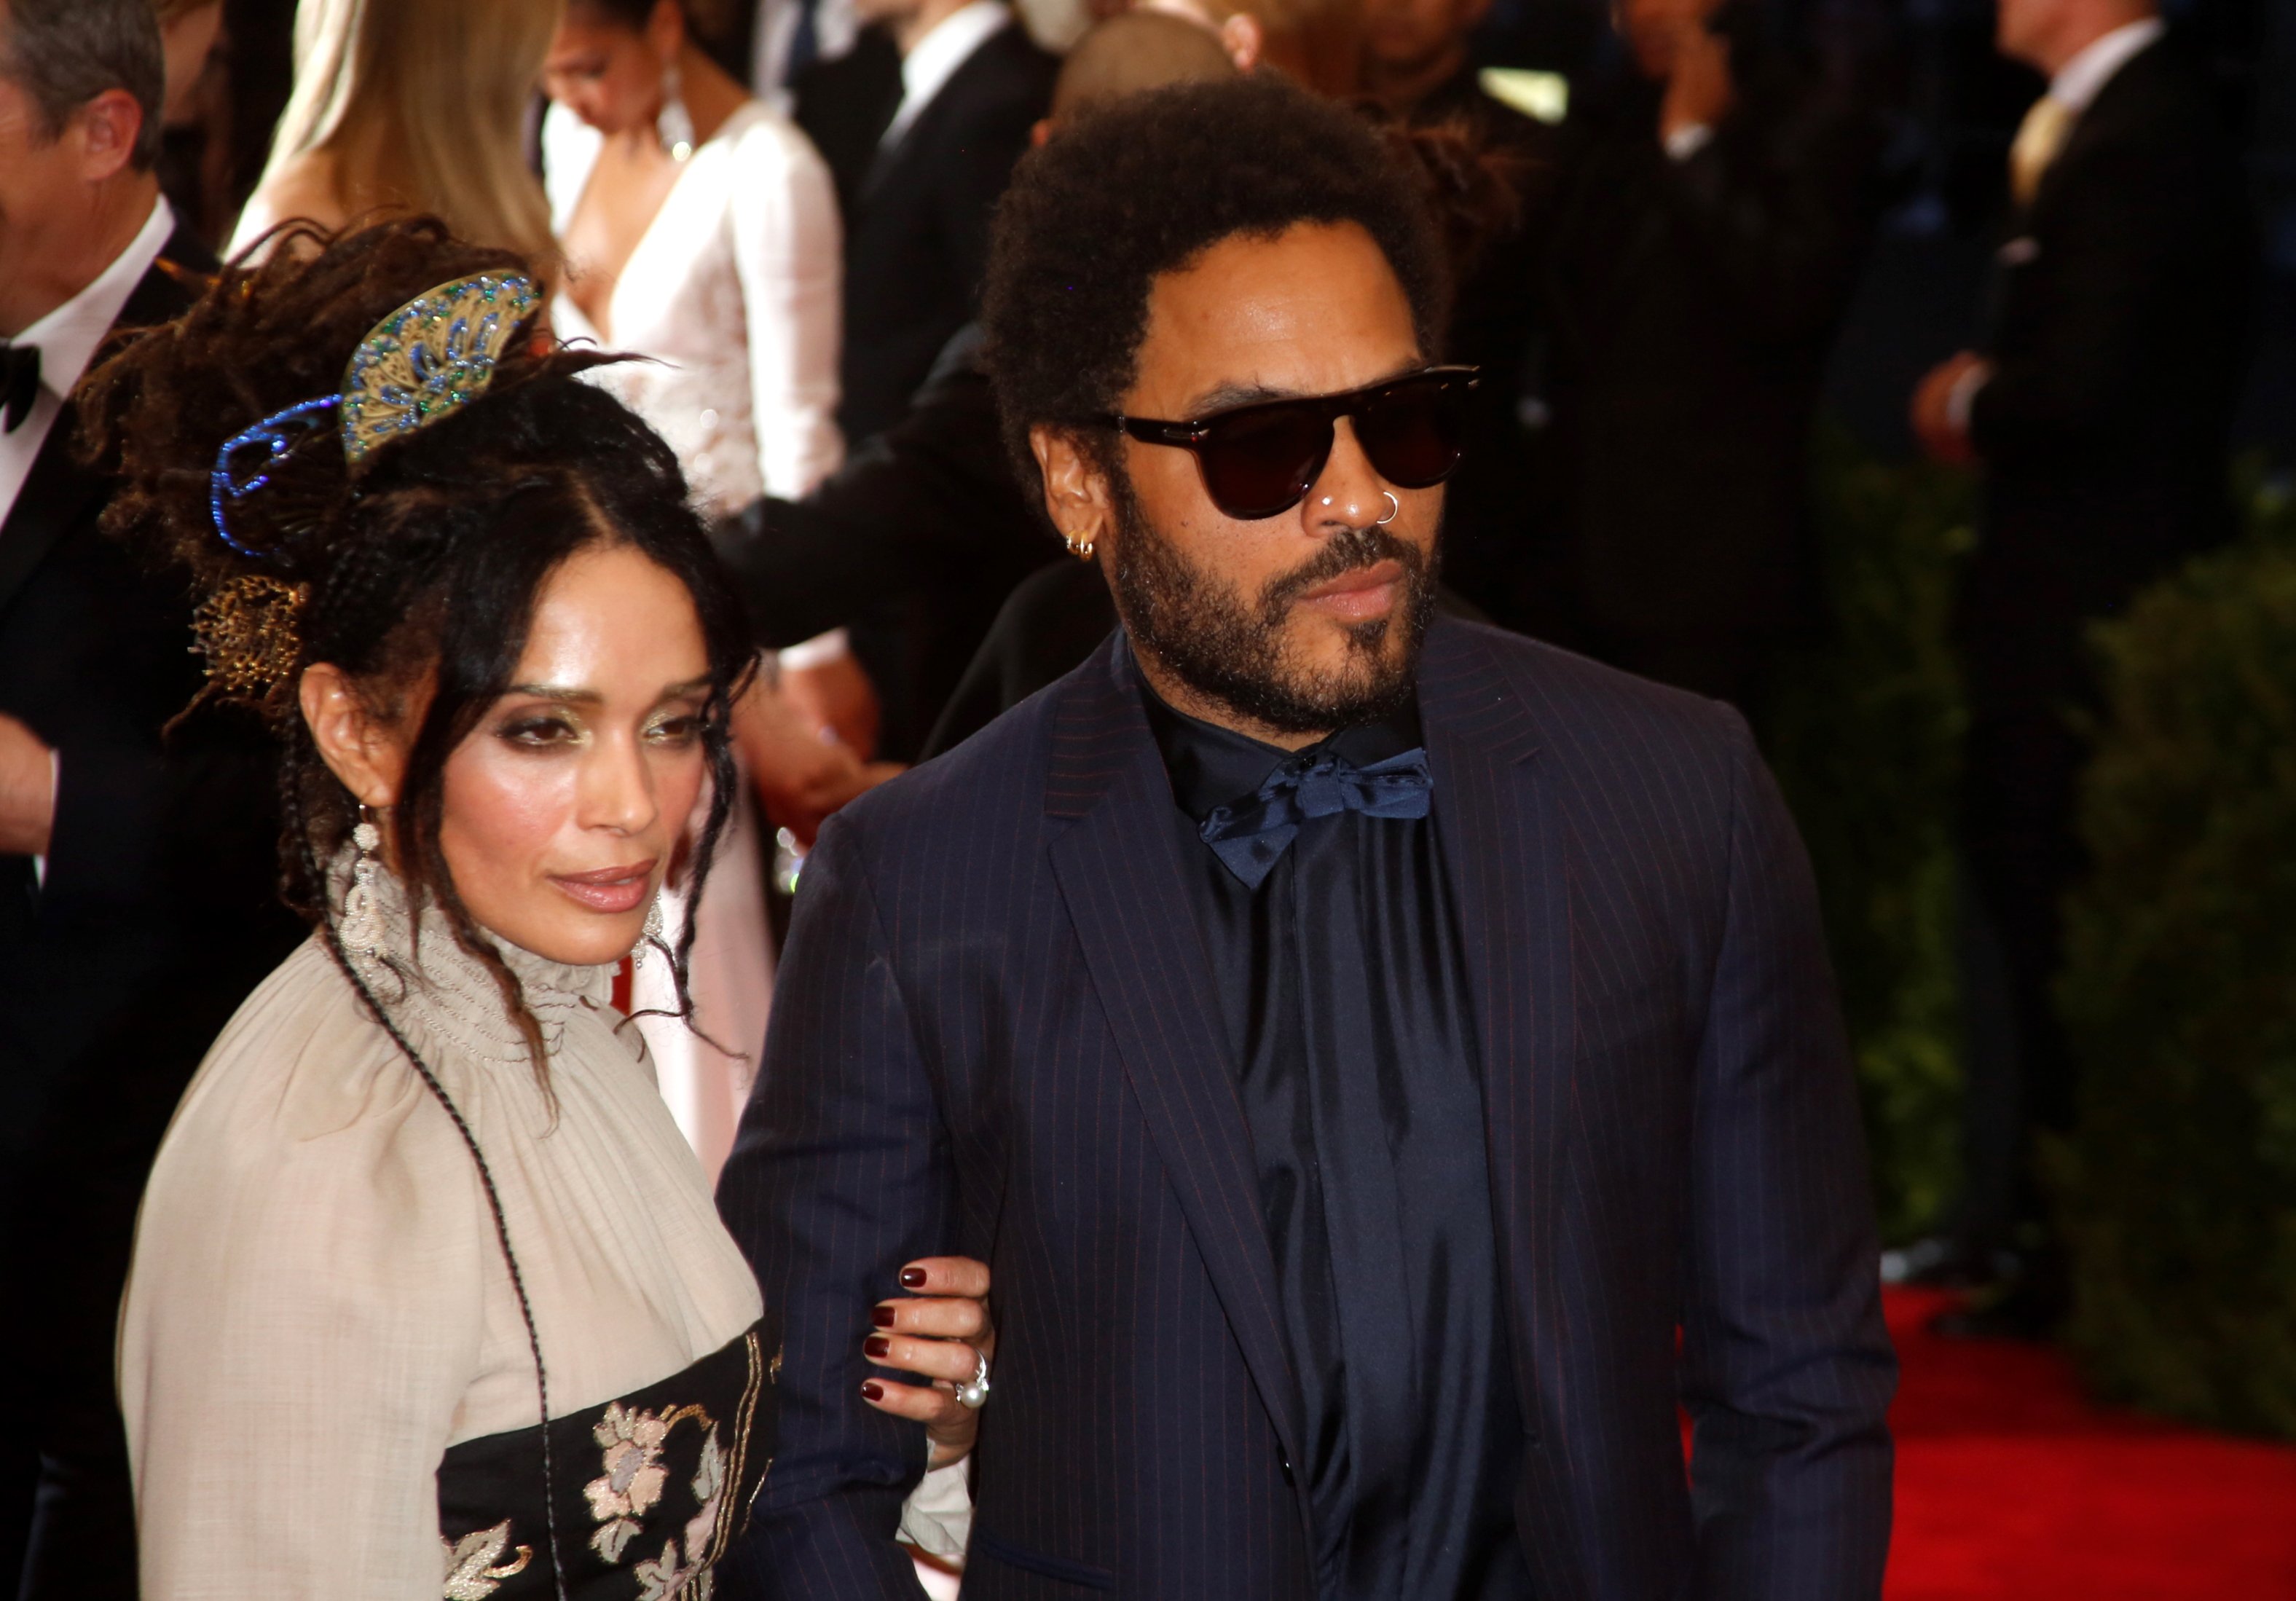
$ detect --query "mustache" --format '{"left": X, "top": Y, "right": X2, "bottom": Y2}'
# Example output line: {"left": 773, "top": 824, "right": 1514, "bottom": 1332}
{"left": 1255, "top": 522, "right": 1429, "bottom": 622}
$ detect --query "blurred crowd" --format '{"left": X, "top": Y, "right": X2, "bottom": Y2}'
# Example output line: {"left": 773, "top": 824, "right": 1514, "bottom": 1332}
{"left": 0, "top": 0, "right": 2276, "bottom": 1589}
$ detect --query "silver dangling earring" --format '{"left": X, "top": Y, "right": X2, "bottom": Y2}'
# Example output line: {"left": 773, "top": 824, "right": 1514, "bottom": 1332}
{"left": 632, "top": 895, "right": 666, "bottom": 968}
{"left": 341, "top": 806, "right": 385, "bottom": 959}
{"left": 656, "top": 59, "right": 695, "bottom": 161}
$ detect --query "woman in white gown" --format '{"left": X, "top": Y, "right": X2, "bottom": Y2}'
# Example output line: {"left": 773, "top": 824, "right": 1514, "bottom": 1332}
{"left": 96, "top": 221, "right": 984, "bottom": 1598}
{"left": 541, "top": 0, "right": 854, "bottom": 1183}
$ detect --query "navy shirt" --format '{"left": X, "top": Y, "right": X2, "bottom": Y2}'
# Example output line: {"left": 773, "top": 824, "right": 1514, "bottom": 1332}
{"left": 1141, "top": 678, "right": 1531, "bottom": 1601}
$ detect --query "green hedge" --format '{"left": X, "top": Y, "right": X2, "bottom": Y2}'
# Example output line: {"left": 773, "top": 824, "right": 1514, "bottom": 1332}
{"left": 2050, "top": 470, "right": 2296, "bottom": 1441}
{"left": 1769, "top": 430, "right": 1973, "bottom": 1244}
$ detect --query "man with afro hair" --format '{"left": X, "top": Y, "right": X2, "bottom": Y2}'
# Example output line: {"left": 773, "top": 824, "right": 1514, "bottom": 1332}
{"left": 720, "top": 73, "right": 1895, "bottom": 1601}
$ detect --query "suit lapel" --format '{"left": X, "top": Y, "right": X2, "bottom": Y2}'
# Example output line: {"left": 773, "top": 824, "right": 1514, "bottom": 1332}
{"left": 0, "top": 227, "right": 209, "bottom": 618}
{"left": 1417, "top": 621, "right": 1573, "bottom": 1444}
{"left": 0, "top": 420, "right": 104, "bottom": 619}
{"left": 1043, "top": 636, "right": 1308, "bottom": 1472}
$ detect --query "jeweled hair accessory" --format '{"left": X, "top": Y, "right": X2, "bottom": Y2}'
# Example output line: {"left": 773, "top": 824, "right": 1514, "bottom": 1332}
{"left": 191, "top": 574, "right": 309, "bottom": 698}
{"left": 205, "top": 272, "right": 538, "bottom": 555}
{"left": 339, "top": 272, "right": 538, "bottom": 465}
{"left": 195, "top": 273, "right": 537, "bottom": 702}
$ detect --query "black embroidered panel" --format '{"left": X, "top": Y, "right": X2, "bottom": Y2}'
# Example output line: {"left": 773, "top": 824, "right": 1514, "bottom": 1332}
{"left": 437, "top": 1322, "right": 774, "bottom": 1600}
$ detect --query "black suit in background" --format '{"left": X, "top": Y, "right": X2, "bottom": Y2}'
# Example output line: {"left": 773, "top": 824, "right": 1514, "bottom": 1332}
{"left": 1951, "top": 34, "right": 2252, "bottom": 1250}
{"left": 1407, "top": 69, "right": 1562, "bottom": 638}
{"left": 1544, "top": 36, "right": 1876, "bottom": 712}
{"left": 803, "top": 18, "right": 1055, "bottom": 444}
{"left": 718, "top": 617, "right": 1895, "bottom": 1598}
{"left": 0, "top": 231, "right": 303, "bottom": 1597}
{"left": 792, "top": 26, "right": 905, "bottom": 217}
{"left": 713, "top": 326, "right": 1059, "bottom": 756}
{"left": 787, "top": 18, "right": 1055, "bottom": 757}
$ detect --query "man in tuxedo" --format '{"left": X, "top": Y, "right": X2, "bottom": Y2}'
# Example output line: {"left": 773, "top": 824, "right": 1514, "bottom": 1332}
{"left": 1908, "top": 0, "right": 2251, "bottom": 1321}
{"left": 0, "top": 1, "right": 299, "bottom": 1591}
{"left": 719, "top": 13, "right": 1241, "bottom": 752}
{"left": 797, "top": 0, "right": 1054, "bottom": 444}
{"left": 1544, "top": 0, "right": 1876, "bottom": 715}
{"left": 720, "top": 76, "right": 1894, "bottom": 1599}
{"left": 787, "top": 0, "right": 1052, "bottom": 756}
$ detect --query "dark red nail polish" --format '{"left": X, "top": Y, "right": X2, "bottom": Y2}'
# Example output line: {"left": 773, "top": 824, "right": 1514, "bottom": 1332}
{"left": 860, "top": 1380, "right": 884, "bottom": 1401}
{"left": 871, "top": 1305, "right": 896, "bottom": 1328}
{"left": 900, "top": 1267, "right": 928, "bottom": 1289}
{"left": 864, "top": 1334, "right": 891, "bottom": 1358}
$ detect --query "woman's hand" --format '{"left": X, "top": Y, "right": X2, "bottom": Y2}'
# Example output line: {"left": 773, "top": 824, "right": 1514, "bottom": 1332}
{"left": 860, "top": 1256, "right": 994, "bottom": 1470}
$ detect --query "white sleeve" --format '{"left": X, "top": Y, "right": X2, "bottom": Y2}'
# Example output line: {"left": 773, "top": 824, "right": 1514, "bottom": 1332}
{"left": 120, "top": 1021, "right": 490, "bottom": 1600}
{"left": 729, "top": 116, "right": 846, "bottom": 499}
{"left": 896, "top": 1458, "right": 975, "bottom": 1563}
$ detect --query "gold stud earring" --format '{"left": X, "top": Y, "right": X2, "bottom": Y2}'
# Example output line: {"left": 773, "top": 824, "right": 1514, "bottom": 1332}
{"left": 1064, "top": 530, "right": 1096, "bottom": 560}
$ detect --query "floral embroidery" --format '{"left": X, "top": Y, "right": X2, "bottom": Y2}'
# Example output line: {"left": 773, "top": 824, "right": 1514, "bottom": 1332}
{"left": 633, "top": 1535, "right": 707, "bottom": 1600}
{"left": 441, "top": 1521, "right": 532, "bottom": 1600}
{"left": 684, "top": 1430, "right": 726, "bottom": 1560}
{"left": 586, "top": 1401, "right": 710, "bottom": 1565}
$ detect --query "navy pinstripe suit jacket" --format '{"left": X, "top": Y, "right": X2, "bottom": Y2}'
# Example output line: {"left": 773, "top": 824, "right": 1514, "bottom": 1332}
{"left": 717, "top": 618, "right": 1896, "bottom": 1600}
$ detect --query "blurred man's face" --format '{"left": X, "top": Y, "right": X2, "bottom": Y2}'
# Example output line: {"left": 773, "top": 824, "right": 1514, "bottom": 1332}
{"left": 0, "top": 38, "right": 102, "bottom": 331}
{"left": 1096, "top": 221, "right": 1442, "bottom": 737}
{"left": 1616, "top": 0, "right": 1723, "bottom": 78}
{"left": 1994, "top": 0, "right": 2049, "bottom": 66}
{"left": 1363, "top": 0, "right": 1487, "bottom": 78}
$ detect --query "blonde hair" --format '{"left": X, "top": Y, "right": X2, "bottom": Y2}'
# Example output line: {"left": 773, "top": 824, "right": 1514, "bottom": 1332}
{"left": 251, "top": 0, "right": 562, "bottom": 269}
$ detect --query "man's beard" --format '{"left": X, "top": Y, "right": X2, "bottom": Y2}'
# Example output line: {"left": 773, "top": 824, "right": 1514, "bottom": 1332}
{"left": 1104, "top": 463, "right": 1439, "bottom": 735}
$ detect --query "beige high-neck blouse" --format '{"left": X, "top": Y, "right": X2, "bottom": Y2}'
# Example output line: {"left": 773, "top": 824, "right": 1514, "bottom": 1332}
{"left": 120, "top": 868, "right": 765, "bottom": 1598}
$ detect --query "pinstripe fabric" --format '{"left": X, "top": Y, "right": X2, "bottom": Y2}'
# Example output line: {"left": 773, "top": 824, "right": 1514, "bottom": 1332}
{"left": 718, "top": 617, "right": 1896, "bottom": 1600}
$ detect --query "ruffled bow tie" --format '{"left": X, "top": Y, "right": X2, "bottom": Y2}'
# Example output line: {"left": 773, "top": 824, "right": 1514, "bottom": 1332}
{"left": 1198, "top": 747, "right": 1434, "bottom": 888}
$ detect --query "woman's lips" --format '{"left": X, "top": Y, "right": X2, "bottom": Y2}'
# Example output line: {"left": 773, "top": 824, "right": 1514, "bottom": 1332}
{"left": 549, "top": 861, "right": 656, "bottom": 915}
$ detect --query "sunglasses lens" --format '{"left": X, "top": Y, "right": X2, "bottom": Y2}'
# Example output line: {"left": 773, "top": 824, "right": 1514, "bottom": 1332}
{"left": 1195, "top": 406, "right": 1331, "bottom": 520}
{"left": 1356, "top": 377, "right": 1470, "bottom": 488}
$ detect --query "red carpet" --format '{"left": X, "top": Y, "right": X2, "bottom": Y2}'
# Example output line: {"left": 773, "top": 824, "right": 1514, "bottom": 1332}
{"left": 1883, "top": 1288, "right": 2296, "bottom": 1599}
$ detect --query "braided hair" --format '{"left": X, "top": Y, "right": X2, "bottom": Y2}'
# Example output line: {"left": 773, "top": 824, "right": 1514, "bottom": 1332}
{"left": 83, "top": 215, "right": 756, "bottom": 1079}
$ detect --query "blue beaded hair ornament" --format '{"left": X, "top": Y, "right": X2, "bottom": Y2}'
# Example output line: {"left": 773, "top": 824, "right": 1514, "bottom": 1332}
{"left": 196, "top": 272, "right": 539, "bottom": 696}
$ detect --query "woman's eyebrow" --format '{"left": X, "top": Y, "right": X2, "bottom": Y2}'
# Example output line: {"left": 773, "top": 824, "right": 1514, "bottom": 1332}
{"left": 504, "top": 683, "right": 603, "bottom": 705}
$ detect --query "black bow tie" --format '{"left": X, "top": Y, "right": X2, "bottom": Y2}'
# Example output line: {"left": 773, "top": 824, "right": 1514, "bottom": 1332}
{"left": 1198, "top": 747, "right": 1434, "bottom": 888}
{"left": 0, "top": 342, "right": 39, "bottom": 433}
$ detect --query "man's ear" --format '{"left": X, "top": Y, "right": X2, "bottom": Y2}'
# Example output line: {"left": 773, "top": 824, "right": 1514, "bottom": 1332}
{"left": 1030, "top": 424, "right": 1117, "bottom": 554}
{"left": 74, "top": 88, "right": 145, "bottom": 183}
{"left": 299, "top": 664, "right": 405, "bottom": 811}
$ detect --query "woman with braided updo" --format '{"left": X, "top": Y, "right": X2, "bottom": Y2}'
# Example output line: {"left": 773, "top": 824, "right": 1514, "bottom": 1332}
{"left": 94, "top": 218, "right": 988, "bottom": 1599}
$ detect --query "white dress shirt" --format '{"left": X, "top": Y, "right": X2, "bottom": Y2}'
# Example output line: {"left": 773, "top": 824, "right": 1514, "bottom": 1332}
{"left": 881, "top": 1, "right": 1013, "bottom": 148}
{"left": 2049, "top": 16, "right": 2166, "bottom": 116}
{"left": 0, "top": 193, "right": 173, "bottom": 532}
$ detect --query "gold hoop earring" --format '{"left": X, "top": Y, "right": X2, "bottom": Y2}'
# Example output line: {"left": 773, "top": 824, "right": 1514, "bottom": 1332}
{"left": 1064, "top": 530, "right": 1096, "bottom": 560}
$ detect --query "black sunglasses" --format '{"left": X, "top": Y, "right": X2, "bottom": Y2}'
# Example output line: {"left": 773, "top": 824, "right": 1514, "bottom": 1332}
{"left": 1109, "top": 365, "right": 1481, "bottom": 522}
